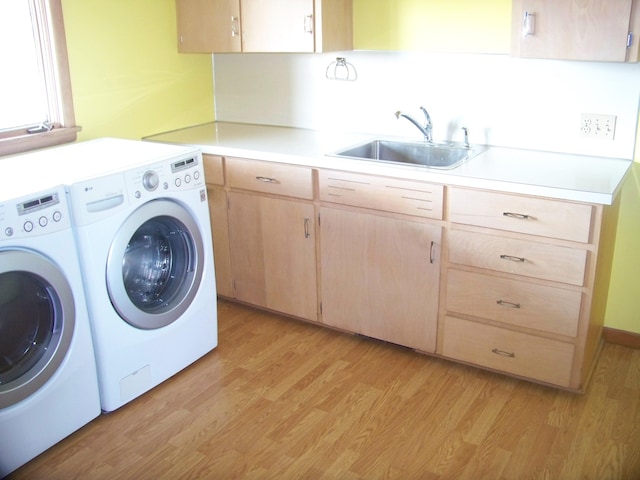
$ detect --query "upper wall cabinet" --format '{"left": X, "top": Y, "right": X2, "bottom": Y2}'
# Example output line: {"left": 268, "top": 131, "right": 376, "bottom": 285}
{"left": 511, "top": 0, "right": 640, "bottom": 62}
{"left": 176, "top": 0, "right": 353, "bottom": 53}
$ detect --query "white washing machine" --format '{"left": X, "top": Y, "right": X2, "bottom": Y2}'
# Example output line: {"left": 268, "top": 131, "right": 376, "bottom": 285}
{"left": 0, "top": 183, "right": 101, "bottom": 476}
{"left": 67, "top": 147, "right": 218, "bottom": 412}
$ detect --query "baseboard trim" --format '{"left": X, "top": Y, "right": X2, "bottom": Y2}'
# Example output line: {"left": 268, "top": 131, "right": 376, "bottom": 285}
{"left": 602, "top": 327, "right": 640, "bottom": 349}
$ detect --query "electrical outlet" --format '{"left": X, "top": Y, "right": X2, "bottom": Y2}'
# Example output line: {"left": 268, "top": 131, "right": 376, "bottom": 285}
{"left": 580, "top": 113, "right": 616, "bottom": 140}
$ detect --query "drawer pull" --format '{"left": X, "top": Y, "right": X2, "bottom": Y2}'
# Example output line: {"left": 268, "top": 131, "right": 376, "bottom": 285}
{"left": 492, "top": 347, "right": 515, "bottom": 358}
{"left": 497, "top": 300, "right": 521, "bottom": 309}
{"left": 503, "top": 212, "right": 530, "bottom": 220}
{"left": 500, "top": 254, "right": 526, "bottom": 263}
{"left": 256, "top": 176, "right": 280, "bottom": 184}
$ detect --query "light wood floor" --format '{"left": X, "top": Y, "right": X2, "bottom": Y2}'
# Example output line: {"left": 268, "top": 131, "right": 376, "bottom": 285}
{"left": 9, "top": 299, "right": 640, "bottom": 479}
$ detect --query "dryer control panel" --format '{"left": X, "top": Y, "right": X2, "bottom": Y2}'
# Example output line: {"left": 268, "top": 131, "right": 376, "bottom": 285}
{"left": 0, "top": 187, "right": 70, "bottom": 241}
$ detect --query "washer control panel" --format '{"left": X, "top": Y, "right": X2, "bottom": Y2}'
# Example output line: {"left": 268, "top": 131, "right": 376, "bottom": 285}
{"left": 127, "top": 154, "right": 205, "bottom": 201}
{"left": 0, "top": 188, "right": 70, "bottom": 241}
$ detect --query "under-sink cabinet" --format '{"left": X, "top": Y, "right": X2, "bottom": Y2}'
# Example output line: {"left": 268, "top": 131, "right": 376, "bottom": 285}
{"left": 441, "top": 187, "right": 617, "bottom": 391}
{"left": 202, "top": 153, "right": 619, "bottom": 392}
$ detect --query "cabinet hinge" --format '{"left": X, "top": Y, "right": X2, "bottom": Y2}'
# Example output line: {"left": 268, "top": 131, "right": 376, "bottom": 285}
{"left": 627, "top": 31, "right": 633, "bottom": 49}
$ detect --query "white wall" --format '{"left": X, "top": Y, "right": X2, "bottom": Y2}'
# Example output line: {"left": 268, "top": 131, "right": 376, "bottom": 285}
{"left": 213, "top": 51, "right": 640, "bottom": 159}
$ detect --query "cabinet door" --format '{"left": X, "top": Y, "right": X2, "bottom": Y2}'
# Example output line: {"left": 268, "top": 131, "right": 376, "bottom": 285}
{"left": 207, "top": 186, "right": 234, "bottom": 298}
{"left": 228, "top": 192, "right": 317, "bottom": 321}
{"left": 176, "top": 0, "right": 241, "bottom": 53}
{"left": 241, "top": 0, "right": 314, "bottom": 52}
{"left": 320, "top": 207, "right": 441, "bottom": 353}
{"left": 511, "top": 0, "right": 634, "bottom": 61}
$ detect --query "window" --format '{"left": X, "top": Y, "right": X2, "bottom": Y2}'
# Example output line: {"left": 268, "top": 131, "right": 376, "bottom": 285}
{"left": 0, "top": 0, "right": 79, "bottom": 157}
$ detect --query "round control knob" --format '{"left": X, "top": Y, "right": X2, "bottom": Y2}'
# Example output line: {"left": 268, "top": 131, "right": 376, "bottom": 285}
{"left": 5, "top": 227, "right": 14, "bottom": 237}
{"left": 142, "top": 170, "right": 159, "bottom": 191}
{"left": 184, "top": 174, "right": 191, "bottom": 183}
{"left": 52, "top": 211, "right": 62, "bottom": 222}
{"left": 39, "top": 216, "right": 48, "bottom": 227}
{"left": 24, "top": 221, "right": 34, "bottom": 232}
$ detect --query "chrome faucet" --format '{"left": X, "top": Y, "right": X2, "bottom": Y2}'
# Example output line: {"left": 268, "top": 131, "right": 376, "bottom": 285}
{"left": 395, "top": 106, "right": 433, "bottom": 143}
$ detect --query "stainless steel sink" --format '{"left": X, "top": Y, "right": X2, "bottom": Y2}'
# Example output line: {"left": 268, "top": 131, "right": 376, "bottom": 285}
{"left": 330, "top": 139, "right": 485, "bottom": 169}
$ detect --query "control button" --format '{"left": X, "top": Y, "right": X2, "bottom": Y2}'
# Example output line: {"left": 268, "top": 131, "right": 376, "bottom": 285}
{"left": 24, "top": 221, "right": 34, "bottom": 232}
{"left": 142, "top": 170, "right": 160, "bottom": 191}
{"left": 52, "top": 210, "right": 62, "bottom": 222}
{"left": 194, "top": 171, "right": 200, "bottom": 181}
{"left": 39, "top": 216, "right": 48, "bottom": 227}
{"left": 175, "top": 178, "right": 182, "bottom": 187}
{"left": 135, "top": 191, "right": 142, "bottom": 199}
{"left": 163, "top": 182, "right": 169, "bottom": 190}
{"left": 5, "top": 227, "right": 13, "bottom": 237}
{"left": 184, "top": 174, "right": 191, "bottom": 183}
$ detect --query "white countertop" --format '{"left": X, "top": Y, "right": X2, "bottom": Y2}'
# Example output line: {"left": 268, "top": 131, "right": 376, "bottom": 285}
{"left": 146, "top": 122, "right": 632, "bottom": 205}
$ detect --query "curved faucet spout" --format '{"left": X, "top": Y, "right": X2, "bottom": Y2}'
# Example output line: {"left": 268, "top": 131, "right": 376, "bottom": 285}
{"left": 395, "top": 107, "right": 433, "bottom": 143}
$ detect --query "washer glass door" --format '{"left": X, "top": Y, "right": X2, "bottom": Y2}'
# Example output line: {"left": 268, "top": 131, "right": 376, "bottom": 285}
{"left": 0, "top": 250, "right": 74, "bottom": 408}
{"left": 107, "top": 199, "right": 204, "bottom": 329}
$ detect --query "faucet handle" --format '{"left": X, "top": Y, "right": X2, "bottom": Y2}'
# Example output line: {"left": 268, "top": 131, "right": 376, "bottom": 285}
{"left": 419, "top": 106, "right": 432, "bottom": 127}
{"left": 461, "top": 127, "right": 470, "bottom": 148}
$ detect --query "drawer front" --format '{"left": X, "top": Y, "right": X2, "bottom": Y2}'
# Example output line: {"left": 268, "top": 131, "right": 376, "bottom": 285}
{"left": 203, "top": 154, "right": 224, "bottom": 185}
{"left": 446, "top": 269, "right": 581, "bottom": 337}
{"left": 226, "top": 157, "right": 313, "bottom": 199}
{"left": 448, "top": 229, "right": 588, "bottom": 286}
{"left": 448, "top": 187, "right": 593, "bottom": 243}
{"left": 318, "top": 169, "right": 443, "bottom": 219}
{"left": 442, "top": 316, "right": 575, "bottom": 387}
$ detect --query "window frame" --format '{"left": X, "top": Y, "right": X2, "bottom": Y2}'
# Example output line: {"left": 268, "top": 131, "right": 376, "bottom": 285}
{"left": 0, "top": 0, "right": 80, "bottom": 157}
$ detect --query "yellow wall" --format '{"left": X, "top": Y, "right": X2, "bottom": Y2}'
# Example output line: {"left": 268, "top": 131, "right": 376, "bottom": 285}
{"left": 61, "top": 0, "right": 214, "bottom": 141}
{"left": 353, "top": 0, "right": 511, "bottom": 53}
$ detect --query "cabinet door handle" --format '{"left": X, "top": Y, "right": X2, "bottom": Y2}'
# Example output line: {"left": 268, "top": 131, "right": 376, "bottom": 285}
{"left": 497, "top": 300, "right": 521, "bottom": 309}
{"left": 429, "top": 241, "right": 435, "bottom": 264}
{"left": 231, "top": 16, "right": 240, "bottom": 37}
{"left": 304, "top": 14, "right": 313, "bottom": 34}
{"left": 304, "top": 217, "right": 311, "bottom": 238}
{"left": 492, "top": 348, "right": 515, "bottom": 358}
{"left": 500, "top": 254, "right": 526, "bottom": 263}
{"left": 503, "top": 212, "right": 530, "bottom": 220}
{"left": 522, "top": 11, "right": 535, "bottom": 37}
{"left": 256, "top": 176, "right": 279, "bottom": 184}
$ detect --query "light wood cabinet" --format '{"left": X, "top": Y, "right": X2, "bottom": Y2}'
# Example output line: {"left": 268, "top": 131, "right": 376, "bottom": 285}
{"left": 226, "top": 157, "right": 317, "bottom": 321}
{"left": 176, "top": 0, "right": 241, "bottom": 53}
{"left": 511, "top": 0, "right": 640, "bottom": 62}
{"left": 442, "top": 186, "right": 619, "bottom": 391}
{"left": 176, "top": 0, "right": 352, "bottom": 53}
{"left": 203, "top": 155, "right": 233, "bottom": 298}
{"left": 318, "top": 170, "right": 443, "bottom": 352}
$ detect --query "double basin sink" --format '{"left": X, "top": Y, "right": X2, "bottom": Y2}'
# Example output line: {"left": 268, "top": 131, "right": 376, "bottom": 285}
{"left": 330, "top": 139, "right": 485, "bottom": 170}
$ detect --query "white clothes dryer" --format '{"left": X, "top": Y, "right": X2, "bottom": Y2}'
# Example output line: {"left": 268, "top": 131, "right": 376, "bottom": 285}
{"left": 68, "top": 149, "right": 218, "bottom": 412}
{"left": 0, "top": 184, "right": 101, "bottom": 477}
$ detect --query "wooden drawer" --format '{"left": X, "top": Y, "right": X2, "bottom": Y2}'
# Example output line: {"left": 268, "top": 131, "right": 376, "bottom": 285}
{"left": 226, "top": 157, "right": 313, "bottom": 199}
{"left": 203, "top": 154, "right": 224, "bottom": 186}
{"left": 448, "top": 229, "right": 588, "bottom": 286}
{"left": 448, "top": 187, "right": 593, "bottom": 243}
{"left": 318, "top": 169, "right": 443, "bottom": 219}
{"left": 442, "top": 316, "right": 575, "bottom": 387}
{"left": 446, "top": 269, "right": 582, "bottom": 337}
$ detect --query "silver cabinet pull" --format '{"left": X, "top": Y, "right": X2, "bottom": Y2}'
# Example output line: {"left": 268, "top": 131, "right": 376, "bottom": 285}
{"left": 256, "top": 176, "right": 279, "bottom": 184}
{"left": 304, "top": 218, "right": 311, "bottom": 238}
{"left": 429, "top": 241, "right": 435, "bottom": 264}
{"left": 497, "top": 300, "right": 521, "bottom": 309}
{"left": 522, "top": 11, "right": 535, "bottom": 37}
{"left": 492, "top": 348, "right": 515, "bottom": 358}
{"left": 304, "top": 14, "right": 313, "bottom": 33}
{"left": 500, "top": 254, "right": 526, "bottom": 263}
{"left": 503, "top": 212, "right": 530, "bottom": 219}
{"left": 231, "top": 16, "right": 239, "bottom": 37}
